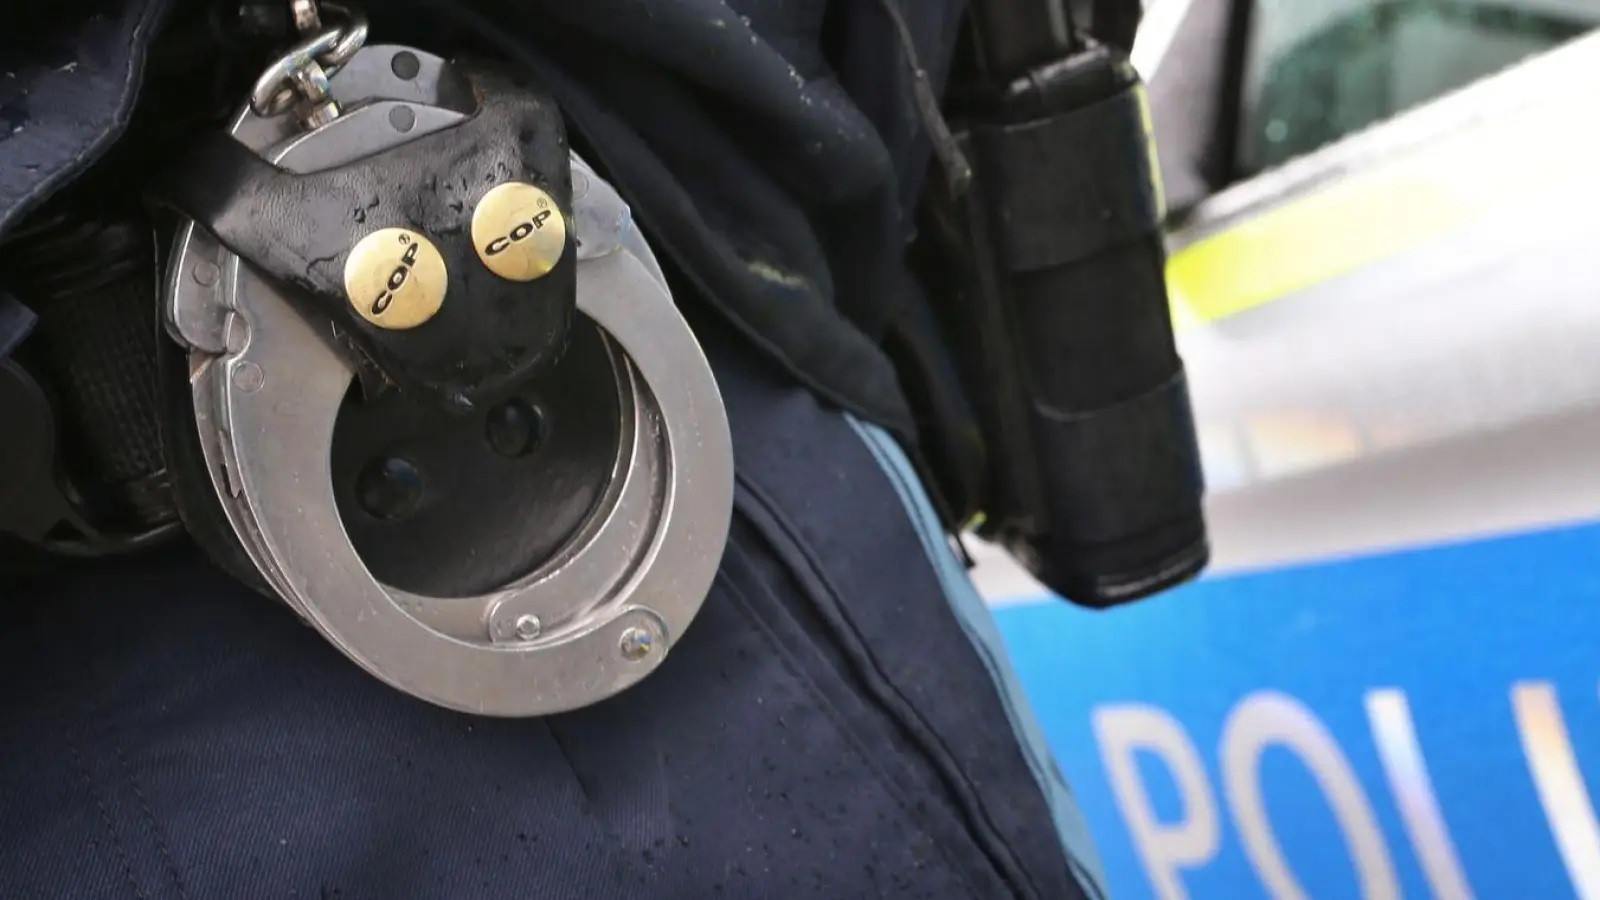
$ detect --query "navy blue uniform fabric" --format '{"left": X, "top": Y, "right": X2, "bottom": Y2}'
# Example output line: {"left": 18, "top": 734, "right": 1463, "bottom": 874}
{"left": 0, "top": 328, "right": 1094, "bottom": 899}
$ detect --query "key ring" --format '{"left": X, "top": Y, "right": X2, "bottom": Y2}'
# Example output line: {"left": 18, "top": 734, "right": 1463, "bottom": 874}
{"left": 251, "top": 4, "right": 370, "bottom": 117}
{"left": 316, "top": 4, "right": 369, "bottom": 70}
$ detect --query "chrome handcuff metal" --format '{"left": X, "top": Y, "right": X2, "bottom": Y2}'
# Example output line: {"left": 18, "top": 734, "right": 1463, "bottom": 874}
{"left": 162, "top": 32, "right": 734, "bottom": 717}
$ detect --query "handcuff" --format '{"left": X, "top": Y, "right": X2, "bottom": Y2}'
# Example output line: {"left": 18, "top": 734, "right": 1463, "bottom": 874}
{"left": 158, "top": 8, "right": 733, "bottom": 717}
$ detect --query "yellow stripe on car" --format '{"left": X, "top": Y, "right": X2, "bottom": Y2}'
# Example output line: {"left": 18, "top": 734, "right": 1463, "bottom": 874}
{"left": 1165, "top": 74, "right": 1599, "bottom": 328}
{"left": 1167, "top": 176, "right": 1468, "bottom": 324}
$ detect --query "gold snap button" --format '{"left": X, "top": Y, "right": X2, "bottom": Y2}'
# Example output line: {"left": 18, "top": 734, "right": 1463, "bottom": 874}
{"left": 471, "top": 182, "right": 568, "bottom": 282}
{"left": 343, "top": 228, "right": 448, "bottom": 330}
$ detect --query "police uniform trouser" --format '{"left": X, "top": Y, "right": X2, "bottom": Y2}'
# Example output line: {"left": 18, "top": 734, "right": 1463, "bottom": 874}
{"left": 0, "top": 317, "right": 1110, "bottom": 900}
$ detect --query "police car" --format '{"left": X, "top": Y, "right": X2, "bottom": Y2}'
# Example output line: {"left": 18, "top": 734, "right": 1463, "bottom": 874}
{"left": 976, "top": 2, "right": 1600, "bottom": 897}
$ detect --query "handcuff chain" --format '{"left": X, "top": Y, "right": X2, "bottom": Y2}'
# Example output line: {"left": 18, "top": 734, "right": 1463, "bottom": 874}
{"left": 250, "top": 1, "right": 370, "bottom": 125}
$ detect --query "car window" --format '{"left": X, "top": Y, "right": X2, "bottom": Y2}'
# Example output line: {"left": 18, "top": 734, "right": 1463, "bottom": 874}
{"left": 1237, "top": 0, "right": 1599, "bottom": 178}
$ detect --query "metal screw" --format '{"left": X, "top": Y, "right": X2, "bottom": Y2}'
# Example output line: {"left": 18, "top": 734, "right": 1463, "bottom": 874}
{"left": 514, "top": 614, "right": 542, "bottom": 641}
{"left": 391, "top": 50, "right": 421, "bottom": 81}
{"left": 234, "top": 361, "right": 265, "bottom": 393}
{"left": 192, "top": 260, "right": 220, "bottom": 286}
{"left": 619, "top": 627, "right": 654, "bottom": 661}
{"left": 388, "top": 105, "right": 416, "bottom": 133}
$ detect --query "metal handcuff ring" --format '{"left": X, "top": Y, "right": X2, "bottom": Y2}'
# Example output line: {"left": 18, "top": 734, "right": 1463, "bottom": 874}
{"left": 163, "top": 43, "right": 733, "bottom": 717}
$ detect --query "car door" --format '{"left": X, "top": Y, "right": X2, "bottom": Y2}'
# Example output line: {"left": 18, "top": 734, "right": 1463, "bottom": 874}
{"left": 1153, "top": 0, "right": 1600, "bottom": 568}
